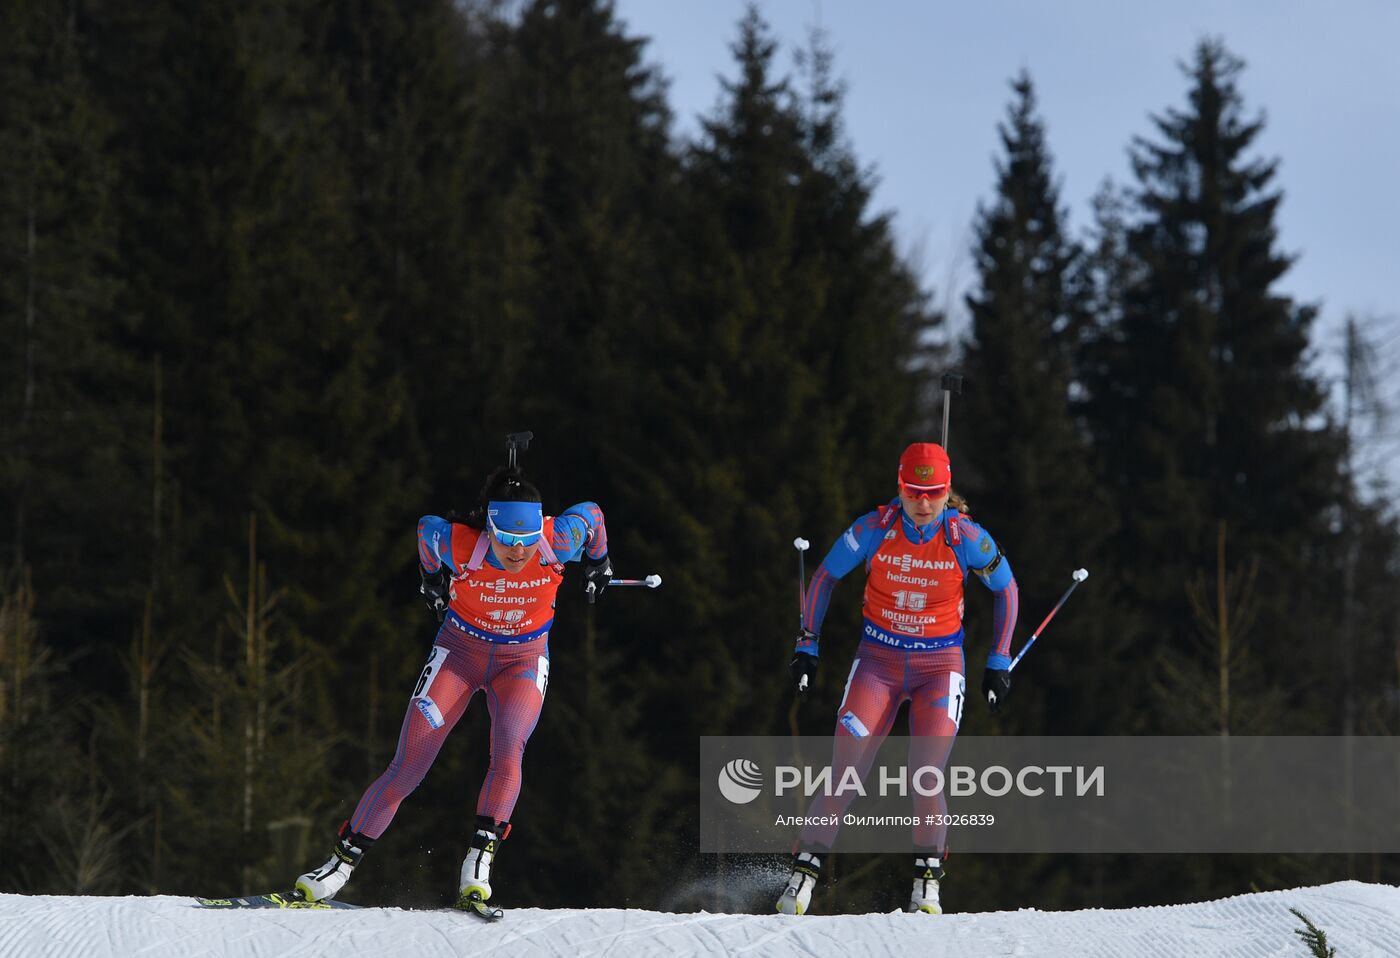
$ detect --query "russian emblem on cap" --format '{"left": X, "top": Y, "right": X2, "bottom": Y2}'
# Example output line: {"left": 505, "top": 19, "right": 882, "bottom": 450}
{"left": 898, "top": 442, "right": 951, "bottom": 489}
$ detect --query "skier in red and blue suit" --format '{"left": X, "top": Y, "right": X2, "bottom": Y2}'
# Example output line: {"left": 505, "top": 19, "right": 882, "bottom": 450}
{"left": 295, "top": 465, "right": 612, "bottom": 909}
{"left": 777, "top": 442, "right": 1018, "bottom": 916}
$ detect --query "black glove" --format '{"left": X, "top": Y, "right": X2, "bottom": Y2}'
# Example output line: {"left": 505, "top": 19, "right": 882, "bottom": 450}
{"left": 420, "top": 568, "right": 451, "bottom": 622}
{"left": 789, "top": 628, "right": 820, "bottom": 693}
{"left": 789, "top": 652, "right": 818, "bottom": 694}
{"left": 583, "top": 554, "right": 613, "bottom": 604}
{"left": 982, "top": 669, "right": 1012, "bottom": 713}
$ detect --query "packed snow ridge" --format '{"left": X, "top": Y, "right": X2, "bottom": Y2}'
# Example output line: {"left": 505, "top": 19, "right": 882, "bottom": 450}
{"left": 3, "top": 880, "right": 1397, "bottom": 957}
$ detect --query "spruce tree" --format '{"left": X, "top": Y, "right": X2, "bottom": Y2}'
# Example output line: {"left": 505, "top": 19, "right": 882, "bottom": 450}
{"left": 959, "top": 72, "right": 1120, "bottom": 736}
{"left": 302, "top": 0, "right": 477, "bottom": 496}
{"left": 1070, "top": 36, "right": 1351, "bottom": 920}
{"left": 1082, "top": 40, "right": 1343, "bottom": 725}
{"left": 0, "top": 0, "right": 135, "bottom": 623}
{"left": 79, "top": 0, "right": 418, "bottom": 888}
{"left": 951, "top": 70, "right": 1133, "bottom": 919}
{"left": 645, "top": 8, "right": 937, "bottom": 741}
{"left": 450, "top": 0, "right": 677, "bottom": 480}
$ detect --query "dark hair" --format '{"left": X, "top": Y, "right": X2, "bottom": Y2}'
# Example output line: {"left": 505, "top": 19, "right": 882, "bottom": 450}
{"left": 461, "top": 465, "right": 542, "bottom": 530}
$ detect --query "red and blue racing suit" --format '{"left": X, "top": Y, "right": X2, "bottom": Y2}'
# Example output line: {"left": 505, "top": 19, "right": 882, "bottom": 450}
{"left": 796, "top": 500, "right": 1018, "bottom": 854}
{"left": 347, "top": 503, "right": 606, "bottom": 839}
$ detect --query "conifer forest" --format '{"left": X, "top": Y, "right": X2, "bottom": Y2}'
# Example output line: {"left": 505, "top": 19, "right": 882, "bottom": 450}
{"left": 2, "top": 0, "right": 1397, "bottom": 915}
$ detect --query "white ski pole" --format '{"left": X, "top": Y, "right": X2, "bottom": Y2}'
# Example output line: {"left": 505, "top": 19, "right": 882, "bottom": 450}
{"left": 794, "top": 537, "right": 811, "bottom": 692}
{"left": 1008, "top": 568, "right": 1089, "bottom": 672}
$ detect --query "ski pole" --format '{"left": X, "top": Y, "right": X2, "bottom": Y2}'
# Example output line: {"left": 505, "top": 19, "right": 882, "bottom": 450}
{"left": 1008, "top": 568, "right": 1089, "bottom": 672}
{"left": 940, "top": 372, "right": 963, "bottom": 451}
{"left": 607, "top": 574, "right": 662, "bottom": 589}
{"left": 794, "top": 537, "right": 811, "bottom": 692}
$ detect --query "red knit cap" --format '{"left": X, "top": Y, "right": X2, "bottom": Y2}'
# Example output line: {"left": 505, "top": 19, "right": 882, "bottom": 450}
{"left": 898, "top": 442, "right": 951, "bottom": 493}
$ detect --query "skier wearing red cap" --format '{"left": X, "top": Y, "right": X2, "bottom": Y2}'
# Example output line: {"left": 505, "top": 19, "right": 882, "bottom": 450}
{"left": 293, "top": 464, "right": 611, "bottom": 916}
{"left": 776, "top": 442, "right": 1018, "bottom": 916}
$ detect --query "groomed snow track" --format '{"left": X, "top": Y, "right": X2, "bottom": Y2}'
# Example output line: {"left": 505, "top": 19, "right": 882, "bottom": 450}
{"left": 2, "top": 880, "right": 1397, "bottom": 957}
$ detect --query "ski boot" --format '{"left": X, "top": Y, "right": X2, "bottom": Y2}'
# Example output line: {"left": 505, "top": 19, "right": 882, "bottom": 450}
{"left": 458, "top": 815, "right": 509, "bottom": 906}
{"left": 775, "top": 851, "right": 822, "bottom": 915}
{"left": 295, "top": 821, "right": 375, "bottom": 902}
{"left": 906, "top": 855, "right": 944, "bottom": 914}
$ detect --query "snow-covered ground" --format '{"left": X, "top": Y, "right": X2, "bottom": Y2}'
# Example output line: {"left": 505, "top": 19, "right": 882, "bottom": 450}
{"left": 2, "top": 881, "right": 1397, "bottom": 957}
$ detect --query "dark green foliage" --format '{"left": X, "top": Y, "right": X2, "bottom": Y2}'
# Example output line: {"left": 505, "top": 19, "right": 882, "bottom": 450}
{"left": 0, "top": 0, "right": 135, "bottom": 613}
{"left": 0, "top": 0, "right": 1396, "bottom": 919}
{"left": 646, "top": 9, "right": 939, "bottom": 745}
{"left": 1290, "top": 907, "right": 1338, "bottom": 958}
{"left": 947, "top": 72, "right": 1133, "bottom": 917}
{"left": 959, "top": 72, "right": 1123, "bottom": 737}
{"left": 1069, "top": 38, "right": 1378, "bottom": 912}
{"left": 1082, "top": 41, "right": 1344, "bottom": 702}
{"left": 0, "top": 569, "right": 83, "bottom": 892}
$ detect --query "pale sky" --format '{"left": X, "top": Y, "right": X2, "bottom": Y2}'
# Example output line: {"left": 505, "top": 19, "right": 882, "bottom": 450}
{"left": 614, "top": 1, "right": 1400, "bottom": 481}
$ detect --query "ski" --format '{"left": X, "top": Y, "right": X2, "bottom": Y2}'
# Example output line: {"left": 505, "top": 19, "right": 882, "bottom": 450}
{"left": 195, "top": 891, "right": 359, "bottom": 910}
{"left": 454, "top": 890, "right": 504, "bottom": 922}
{"left": 197, "top": 888, "right": 503, "bottom": 919}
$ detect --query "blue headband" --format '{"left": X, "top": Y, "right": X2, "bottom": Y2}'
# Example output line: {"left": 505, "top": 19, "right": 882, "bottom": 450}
{"left": 487, "top": 500, "right": 544, "bottom": 546}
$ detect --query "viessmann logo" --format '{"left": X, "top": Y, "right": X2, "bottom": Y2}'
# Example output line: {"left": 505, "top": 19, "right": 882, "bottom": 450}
{"left": 490, "top": 577, "right": 553, "bottom": 593}
{"left": 874, "top": 554, "right": 956, "bottom": 573}
{"left": 717, "top": 759, "right": 764, "bottom": 804}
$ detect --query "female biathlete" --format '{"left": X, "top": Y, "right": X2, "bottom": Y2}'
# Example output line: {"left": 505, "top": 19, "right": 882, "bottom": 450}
{"left": 294, "top": 463, "right": 612, "bottom": 910}
{"left": 777, "top": 442, "right": 1018, "bottom": 916}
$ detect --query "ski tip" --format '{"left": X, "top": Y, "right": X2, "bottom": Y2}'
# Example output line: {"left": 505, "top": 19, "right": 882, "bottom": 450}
{"left": 455, "top": 891, "right": 505, "bottom": 921}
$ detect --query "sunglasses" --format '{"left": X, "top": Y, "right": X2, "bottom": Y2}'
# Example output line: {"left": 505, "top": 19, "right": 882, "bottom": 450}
{"left": 488, "top": 518, "right": 543, "bottom": 547}
{"left": 900, "top": 482, "right": 947, "bottom": 502}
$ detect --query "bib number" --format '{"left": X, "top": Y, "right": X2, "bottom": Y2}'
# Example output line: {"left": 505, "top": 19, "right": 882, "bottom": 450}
{"left": 413, "top": 646, "right": 449, "bottom": 699}
{"left": 410, "top": 646, "right": 450, "bottom": 729}
{"left": 948, "top": 673, "right": 966, "bottom": 727}
{"left": 893, "top": 590, "right": 928, "bottom": 611}
{"left": 535, "top": 655, "right": 550, "bottom": 697}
